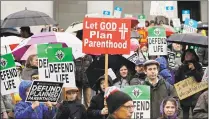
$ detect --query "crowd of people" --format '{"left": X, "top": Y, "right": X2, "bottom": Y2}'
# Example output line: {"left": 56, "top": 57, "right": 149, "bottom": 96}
{"left": 1, "top": 19, "right": 208, "bottom": 119}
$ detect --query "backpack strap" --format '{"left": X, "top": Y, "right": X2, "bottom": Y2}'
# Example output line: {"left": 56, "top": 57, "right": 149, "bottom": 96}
{"left": 165, "top": 81, "right": 171, "bottom": 96}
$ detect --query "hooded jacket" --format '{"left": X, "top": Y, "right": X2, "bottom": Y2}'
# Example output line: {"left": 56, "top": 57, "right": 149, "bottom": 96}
{"left": 142, "top": 76, "right": 181, "bottom": 119}
{"left": 21, "top": 67, "right": 38, "bottom": 80}
{"left": 193, "top": 90, "right": 208, "bottom": 119}
{"left": 157, "top": 97, "right": 179, "bottom": 119}
{"left": 87, "top": 75, "right": 113, "bottom": 119}
{"left": 54, "top": 100, "right": 87, "bottom": 119}
{"left": 175, "top": 49, "right": 203, "bottom": 106}
{"left": 14, "top": 80, "right": 56, "bottom": 119}
{"left": 156, "top": 57, "right": 174, "bottom": 85}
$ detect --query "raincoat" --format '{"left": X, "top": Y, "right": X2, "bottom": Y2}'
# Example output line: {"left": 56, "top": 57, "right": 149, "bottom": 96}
{"left": 156, "top": 57, "right": 174, "bottom": 85}
{"left": 14, "top": 80, "right": 56, "bottom": 119}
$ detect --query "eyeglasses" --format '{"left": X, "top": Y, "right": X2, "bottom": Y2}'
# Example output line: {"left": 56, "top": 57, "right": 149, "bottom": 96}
{"left": 121, "top": 105, "right": 135, "bottom": 111}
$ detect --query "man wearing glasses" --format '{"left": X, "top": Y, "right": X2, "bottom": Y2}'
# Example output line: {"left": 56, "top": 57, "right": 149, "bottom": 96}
{"left": 106, "top": 90, "right": 134, "bottom": 119}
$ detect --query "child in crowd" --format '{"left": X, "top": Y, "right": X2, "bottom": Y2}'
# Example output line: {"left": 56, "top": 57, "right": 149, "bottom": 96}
{"left": 54, "top": 87, "right": 87, "bottom": 119}
{"left": 158, "top": 97, "right": 179, "bottom": 119}
{"left": 14, "top": 80, "right": 56, "bottom": 119}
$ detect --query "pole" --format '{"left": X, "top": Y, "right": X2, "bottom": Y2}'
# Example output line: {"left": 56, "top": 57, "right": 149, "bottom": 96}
{"left": 104, "top": 54, "right": 108, "bottom": 109}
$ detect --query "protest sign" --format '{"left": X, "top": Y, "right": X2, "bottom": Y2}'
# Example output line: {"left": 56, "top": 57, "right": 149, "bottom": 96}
{"left": 174, "top": 77, "right": 208, "bottom": 100}
{"left": 83, "top": 17, "right": 131, "bottom": 54}
{"left": 122, "top": 85, "right": 150, "bottom": 119}
{"left": 103, "top": 10, "right": 111, "bottom": 18}
{"left": 172, "top": 18, "right": 181, "bottom": 32}
{"left": 202, "top": 67, "right": 208, "bottom": 81}
{"left": 148, "top": 27, "right": 167, "bottom": 56}
{"left": 113, "top": 6, "right": 122, "bottom": 18}
{"left": 126, "top": 52, "right": 138, "bottom": 64}
{"left": 1, "top": 53, "right": 20, "bottom": 95}
{"left": 183, "top": 18, "right": 198, "bottom": 33}
{"left": 167, "top": 51, "right": 176, "bottom": 68}
{"left": 165, "top": 6, "right": 174, "bottom": 18}
{"left": 137, "top": 15, "right": 146, "bottom": 28}
{"left": 182, "top": 10, "right": 190, "bottom": 21}
{"left": 48, "top": 47, "right": 76, "bottom": 87}
{"left": 26, "top": 80, "right": 63, "bottom": 102}
{"left": 37, "top": 44, "right": 62, "bottom": 81}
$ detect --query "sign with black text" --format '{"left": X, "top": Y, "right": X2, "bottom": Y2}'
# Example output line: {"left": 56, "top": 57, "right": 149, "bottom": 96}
{"left": 168, "top": 51, "right": 176, "bottom": 68}
{"left": 37, "top": 44, "right": 62, "bottom": 81}
{"left": 26, "top": 81, "right": 63, "bottom": 102}
{"left": 127, "top": 53, "right": 138, "bottom": 64}
{"left": 1, "top": 53, "right": 20, "bottom": 95}
{"left": 47, "top": 48, "right": 76, "bottom": 87}
{"left": 148, "top": 27, "right": 167, "bottom": 56}
{"left": 122, "top": 85, "right": 150, "bottom": 119}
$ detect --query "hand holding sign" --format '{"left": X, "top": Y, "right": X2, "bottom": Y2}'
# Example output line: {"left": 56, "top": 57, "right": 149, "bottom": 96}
{"left": 32, "top": 101, "right": 40, "bottom": 109}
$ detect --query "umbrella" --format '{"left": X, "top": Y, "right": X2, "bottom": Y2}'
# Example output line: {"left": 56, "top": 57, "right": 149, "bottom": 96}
{"left": 1, "top": 8, "right": 57, "bottom": 28}
{"left": 86, "top": 55, "right": 135, "bottom": 90}
{"left": 1, "top": 20, "right": 20, "bottom": 37}
{"left": 65, "top": 21, "right": 83, "bottom": 33}
{"left": 12, "top": 32, "right": 85, "bottom": 60}
{"left": 197, "top": 22, "right": 208, "bottom": 30}
{"left": 1, "top": 36, "right": 23, "bottom": 55}
{"left": 167, "top": 33, "right": 208, "bottom": 47}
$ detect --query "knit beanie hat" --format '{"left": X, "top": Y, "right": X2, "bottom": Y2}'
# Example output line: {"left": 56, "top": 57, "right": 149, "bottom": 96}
{"left": 106, "top": 90, "right": 132, "bottom": 114}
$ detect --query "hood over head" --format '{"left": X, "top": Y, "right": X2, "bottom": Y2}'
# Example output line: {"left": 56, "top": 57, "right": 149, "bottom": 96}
{"left": 94, "top": 75, "right": 113, "bottom": 92}
{"left": 155, "top": 57, "right": 168, "bottom": 70}
{"left": 181, "top": 49, "right": 199, "bottom": 63}
{"left": 19, "top": 80, "right": 32, "bottom": 101}
{"left": 160, "top": 97, "right": 178, "bottom": 118}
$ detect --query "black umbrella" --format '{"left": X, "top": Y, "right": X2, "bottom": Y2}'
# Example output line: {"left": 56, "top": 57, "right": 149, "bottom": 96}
{"left": 1, "top": 8, "right": 57, "bottom": 28}
{"left": 167, "top": 33, "right": 208, "bottom": 47}
{"left": 86, "top": 55, "right": 135, "bottom": 91}
{"left": 197, "top": 22, "right": 208, "bottom": 30}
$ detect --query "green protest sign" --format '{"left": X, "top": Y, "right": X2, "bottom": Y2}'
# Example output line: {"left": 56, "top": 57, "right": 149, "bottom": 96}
{"left": 47, "top": 48, "right": 75, "bottom": 87}
{"left": 148, "top": 27, "right": 167, "bottom": 56}
{"left": 137, "top": 15, "right": 146, "bottom": 28}
{"left": 122, "top": 85, "right": 150, "bottom": 119}
{"left": 37, "top": 44, "right": 62, "bottom": 81}
{"left": 1, "top": 53, "right": 20, "bottom": 95}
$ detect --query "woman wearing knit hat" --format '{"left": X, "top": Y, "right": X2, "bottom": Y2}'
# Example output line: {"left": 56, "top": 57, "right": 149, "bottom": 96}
{"left": 54, "top": 87, "right": 87, "bottom": 119}
{"left": 106, "top": 89, "right": 134, "bottom": 119}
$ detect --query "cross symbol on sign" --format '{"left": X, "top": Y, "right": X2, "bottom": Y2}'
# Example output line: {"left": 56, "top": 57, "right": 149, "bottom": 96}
{"left": 119, "top": 23, "right": 128, "bottom": 40}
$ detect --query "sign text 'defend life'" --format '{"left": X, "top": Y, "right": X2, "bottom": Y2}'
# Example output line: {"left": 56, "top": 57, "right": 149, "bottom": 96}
{"left": 83, "top": 18, "right": 131, "bottom": 55}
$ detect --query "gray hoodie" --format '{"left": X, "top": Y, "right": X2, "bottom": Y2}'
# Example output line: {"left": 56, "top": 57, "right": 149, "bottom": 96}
{"left": 21, "top": 67, "right": 38, "bottom": 80}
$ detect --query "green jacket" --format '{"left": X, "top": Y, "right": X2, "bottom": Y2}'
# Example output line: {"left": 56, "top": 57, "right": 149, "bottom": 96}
{"left": 142, "top": 76, "right": 181, "bottom": 119}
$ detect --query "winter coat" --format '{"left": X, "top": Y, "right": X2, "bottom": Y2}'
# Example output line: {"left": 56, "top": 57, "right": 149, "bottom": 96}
{"left": 75, "top": 55, "right": 93, "bottom": 88}
{"left": 130, "top": 72, "right": 146, "bottom": 85}
{"left": 193, "top": 90, "right": 208, "bottom": 119}
{"left": 87, "top": 75, "right": 113, "bottom": 119}
{"left": 14, "top": 80, "right": 56, "bottom": 119}
{"left": 21, "top": 67, "right": 38, "bottom": 80}
{"left": 156, "top": 57, "right": 174, "bottom": 85}
{"left": 87, "top": 93, "right": 107, "bottom": 119}
{"left": 54, "top": 100, "right": 87, "bottom": 119}
{"left": 1, "top": 94, "right": 14, "bottom": 112}
{"left": 175, "top": 49, "right": 203, "bottom": 107}
{"left": 196, "top": 47, "right": 208, "bottom": 67}
{"left": 142, "top": 76, "right": 181, "bottom": 119}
